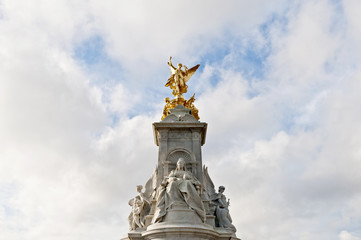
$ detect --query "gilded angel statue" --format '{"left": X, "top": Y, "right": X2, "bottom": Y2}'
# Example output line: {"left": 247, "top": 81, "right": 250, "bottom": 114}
{"left": 203, "top": 166, "right": 237, "bottom": 232}
{"left": 165, "top": 56, "right": 200, "bottom": 97}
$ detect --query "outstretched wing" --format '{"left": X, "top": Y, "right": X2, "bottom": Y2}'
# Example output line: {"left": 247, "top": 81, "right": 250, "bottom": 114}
{"left": 184, "top": 64, "right": 200, "bottom": 83}
{"left": 202, "top": 165, "right": 216, "bottom": 200}
{"left": 144, "top": 166, "right": 158, "bottom": 199}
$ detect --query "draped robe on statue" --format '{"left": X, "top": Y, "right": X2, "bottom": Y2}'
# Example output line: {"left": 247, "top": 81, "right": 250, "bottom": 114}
{"left": 152, "top": 169, "right": 206, "bottom": 223}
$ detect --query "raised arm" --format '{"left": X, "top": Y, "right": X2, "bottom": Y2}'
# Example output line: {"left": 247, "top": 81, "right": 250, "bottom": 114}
{"left": 168, "top": 56, "right": 176, "bottom": 70}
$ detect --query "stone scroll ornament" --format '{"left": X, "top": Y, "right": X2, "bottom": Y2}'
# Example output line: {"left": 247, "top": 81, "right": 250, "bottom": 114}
{"left": 203, "top": 166, "right": 237, "bottom": 232}
{"left": 128, "top": 168, "right": 157, "bottom": 230}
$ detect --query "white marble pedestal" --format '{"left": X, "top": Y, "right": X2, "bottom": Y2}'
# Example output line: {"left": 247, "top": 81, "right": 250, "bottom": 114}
{"left": 121, "top": 106, "right": 241, "bottom": 240}
{"left": 121, "top": 202, "right": 239, "bottom": 240}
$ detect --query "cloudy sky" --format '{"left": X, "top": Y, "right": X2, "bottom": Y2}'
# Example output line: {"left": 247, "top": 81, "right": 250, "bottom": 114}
{"left": 1, "top": 0, "right": 361, "bottom": 239}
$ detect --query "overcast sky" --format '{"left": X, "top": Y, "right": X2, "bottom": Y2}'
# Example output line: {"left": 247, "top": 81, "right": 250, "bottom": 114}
{"left": 1, "top": 0, "right": 361, "bottom": 240}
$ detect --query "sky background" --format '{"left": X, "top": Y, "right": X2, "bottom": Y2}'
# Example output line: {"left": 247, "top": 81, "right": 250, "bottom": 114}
{"left": 1, "top": 0, "right": 361, "bottom": 239}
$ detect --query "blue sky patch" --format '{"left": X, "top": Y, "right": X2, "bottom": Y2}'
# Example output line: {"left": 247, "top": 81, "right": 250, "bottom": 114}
{"left": 74, "top": 35, "right": 105, "bottom": 65}
{"left": 73, "top": 35, "right": 124, "bottom": 87}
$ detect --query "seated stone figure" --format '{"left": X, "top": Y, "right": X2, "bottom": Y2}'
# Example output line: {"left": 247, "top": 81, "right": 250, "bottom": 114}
{"left": 211, "top": 186, "right": 236, "bottom": 232}
{"left": 152, "top": 158, "right": 206, "bottom": 223}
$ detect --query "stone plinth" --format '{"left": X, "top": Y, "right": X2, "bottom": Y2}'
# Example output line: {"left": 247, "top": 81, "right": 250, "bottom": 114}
{"left": 121, "top": 224, "right": 239, "bottom": 240}
{"left": 152, "top": 106, "right": 207, "bottom": 186}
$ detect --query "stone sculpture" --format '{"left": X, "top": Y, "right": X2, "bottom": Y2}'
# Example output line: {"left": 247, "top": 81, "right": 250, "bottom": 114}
{"left": 203, "top": 166, "right": 237, "bottom": 232}
{"left": 152, "top": 158, "right": 206, "bottom": 223}
{"left": 128, "top": 169, "right": 157, "bottom": 230}
{"left": 128, "top": 185, "right": 149, "bottom": 230}
{"left": 123, "top": 57, "right": 240, "bottom": 240}
{"left": 212, "top": 186, "right": 236, "bottom": 232}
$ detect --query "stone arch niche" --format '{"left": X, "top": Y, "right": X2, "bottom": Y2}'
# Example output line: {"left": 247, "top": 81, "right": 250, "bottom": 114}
{"left": 163, "top": 148, "right": 198, "bottom": 178}
{"left": 153, "top": 121, "right": 207, "bottom": 191}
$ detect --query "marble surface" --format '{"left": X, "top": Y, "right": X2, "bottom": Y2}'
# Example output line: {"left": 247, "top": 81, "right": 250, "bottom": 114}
{"left": 122, "top": 105, "right": 240, "bottom": 240}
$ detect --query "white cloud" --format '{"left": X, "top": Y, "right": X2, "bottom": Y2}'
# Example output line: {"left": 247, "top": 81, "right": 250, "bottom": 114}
{"left": 1, "top": 0, "right": 361, "bottom": 240}
{"left": 85, "top": 0, "right": 289, "bottom": 84}
{"left": 339, "top": 231, "right": 361, "bottom": 240}
{"left": 108, "top": 83, "right": 140, "bottom": 114}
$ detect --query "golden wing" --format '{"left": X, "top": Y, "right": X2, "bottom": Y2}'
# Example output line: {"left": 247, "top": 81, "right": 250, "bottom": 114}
{"left": 184, "top": 64, "right": 200, "bottom": 83}
{"left": 169, "top": 66, "right": 176, "bottom": 75}
{"left": 165, "top": 75, "right": 175, "bottom": 88}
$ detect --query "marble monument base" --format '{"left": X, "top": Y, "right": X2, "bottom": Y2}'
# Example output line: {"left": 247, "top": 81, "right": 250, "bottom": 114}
{"left": 121, "top": 225, "right": 239, "bottom": 240}
{"left": 121, "top": 202, "right": 240, "bottom": 240}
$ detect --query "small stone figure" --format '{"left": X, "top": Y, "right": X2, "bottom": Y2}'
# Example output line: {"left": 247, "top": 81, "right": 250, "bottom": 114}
{"left": 211, "top": 186, "right": 236, "bottom": 232}
{"left": 202, "top": 166, "right": 237, "bottom": 232}
{"left": 165, "top": 56, "right": 199, "bottom": 97}
{"left": 152, "top": 158, "right": 206, "bottom": 223}
{"left": 128, "top": 185, "right": 150, "bottom": 230}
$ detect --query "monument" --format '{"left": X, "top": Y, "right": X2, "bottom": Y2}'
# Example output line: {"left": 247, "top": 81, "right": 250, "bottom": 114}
{"left": 121, "top": 57, "right": 240, "bottom": 240}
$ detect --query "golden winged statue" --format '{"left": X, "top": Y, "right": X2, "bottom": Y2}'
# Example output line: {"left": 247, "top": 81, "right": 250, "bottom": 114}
{"left": 162, "top": 57, "right": 201, "bottom": 120}
{"left": 165, "top": 56, "right": 200, "bottom": 98}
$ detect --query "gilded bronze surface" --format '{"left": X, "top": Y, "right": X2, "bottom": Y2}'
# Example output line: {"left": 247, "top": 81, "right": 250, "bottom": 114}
{"left": 162, "top": 57, "right": 200, "bottom": 120}
{"left": 184, "top": 93, "right": 200, "bottom": 120}
{"left": 165, "top": 56, "right": 200, "bottom": 97}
